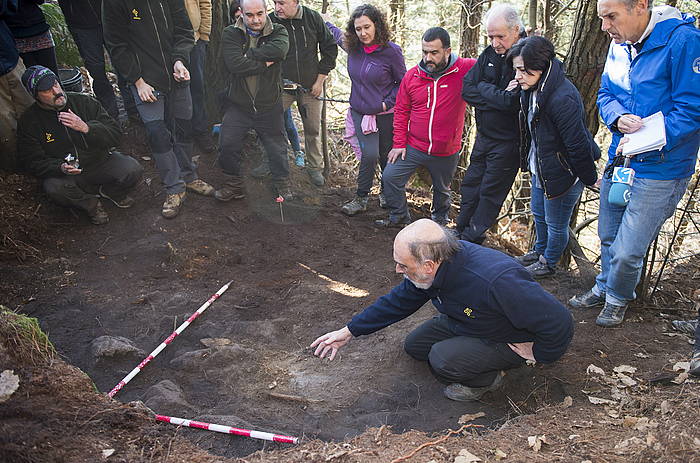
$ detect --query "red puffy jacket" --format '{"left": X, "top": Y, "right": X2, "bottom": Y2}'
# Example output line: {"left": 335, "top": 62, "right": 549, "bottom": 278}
{"left": 393, "top": 56, "right": 476, "bottom": 156}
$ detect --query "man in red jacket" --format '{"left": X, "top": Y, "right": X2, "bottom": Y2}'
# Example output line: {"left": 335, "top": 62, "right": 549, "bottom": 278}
{"left": 376, "top": 27, "right": 476, "bottom": 228}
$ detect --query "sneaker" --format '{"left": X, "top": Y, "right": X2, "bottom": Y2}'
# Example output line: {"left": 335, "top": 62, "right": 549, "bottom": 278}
{"left": 215, "top": 177, "right": 245, "bottom": 201}
{"left": 515, "top": 250, "right": 540, "bottom": 266}
{"left": 374, "top": 217, "right": 411, "bottom": 229}
{"left": 87, "top": 200, "right": 109, "bottom": 225}
{"left": 294, "top": 151, "right": 305, "bottom": 167}
{"left": 251, "top": 160, "right": 271, "bottom": 178}
{"left": 444, "top": 371, "right": 504, "bottom": 402}
{"left": 671, "top": 319, "right": 698, "bottom": 335}
{"left": 186, "top": 179, "right": 215, "bottom": 196}
{"left": 308, "top": 169, "right": 325, "bottom": 186}
{"left": 595, "top": 300, "right": 629, "bottom": 327}
{"left": 690, "top": 350, "right": 700, "bottom": 377}
{"left": 378, "top": 192, "right": 388, "bottom": 209}
{"left": 525, "top": 256, "right": 556, "bottom": 279}
{"left": 569, "top": 289, "right": 606, "bottom": 309}
{"left": 341, "top": 196, "right": 368, "bottom": 216}
{"left": 162, "top": 192, "right": 186, "bottom": 219}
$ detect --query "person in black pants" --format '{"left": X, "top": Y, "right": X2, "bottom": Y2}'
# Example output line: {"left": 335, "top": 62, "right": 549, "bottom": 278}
{"left": 456, "top": 3, "right": 525, "bottom": 244}
{"left": 57, "top": 0, "right": 138, "bottom": 123}
{"left": 311, "top": 219, "right": 573, "bottom": 402}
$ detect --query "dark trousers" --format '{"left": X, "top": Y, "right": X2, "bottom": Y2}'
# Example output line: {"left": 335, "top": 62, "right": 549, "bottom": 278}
{"left": 20, "top": 47, "right": 58, "bottom": 75}
{"left": 351, "top": 109, "right": 393, "bottom": 197}
{"left": 68, "top": 25, "right": 137, "bottom": 121}
{"left": 42, "top": 152, "right": 142, "bottom": 211}
{"left": 457, "top": 134, "right": 519, "bottom": 243}
{"left": 404, "top": 314, "right": 525, "bottom": 387}
{"left": 219, "top": 102, "right": 289, "bottom": 182}
{"left": 189, "top": 39, "right": 208, "bottom": 135}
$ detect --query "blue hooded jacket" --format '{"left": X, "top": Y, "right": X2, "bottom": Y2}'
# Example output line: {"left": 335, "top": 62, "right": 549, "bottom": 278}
{"left": 597, "top": 9, "right": 700, "bottom": 180}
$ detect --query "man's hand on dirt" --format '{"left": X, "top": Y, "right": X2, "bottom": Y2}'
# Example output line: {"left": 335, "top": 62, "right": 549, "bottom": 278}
{"left": 173, "top": 60, "right": 190, "bottom": 82}
{"left": 310, "top": 326, "right": 352, "bottom": 361}
{"left": 387, "top": 148, "right": 406, "bottom": 164}
{"left": 508, "top": 342, "right": 535, "bottom": 361}
{"left": 58, "top": 110, "right": 89, "bottom": 133}
{"left": 60, "top": 163, "right": 82, "bottom": 175}
{"left": 135, "top": 78, "right": 157, "bottom": 103}
{"left": 617, "top": 114, "right": 642, "bottom": 134}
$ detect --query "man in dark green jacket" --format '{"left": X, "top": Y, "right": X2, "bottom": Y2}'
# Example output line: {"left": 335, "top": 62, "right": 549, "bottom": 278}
{"left": 103, "top": 0, "right": 215, "bottom": 219}
{"left": 260, "top": 0, "right": 337, "bottom": 186}
{"left": 216, "top": 0, "right": 292, "bottom": 201}
{"left": 17, "top": 66, "right": 142, "bottom": 225}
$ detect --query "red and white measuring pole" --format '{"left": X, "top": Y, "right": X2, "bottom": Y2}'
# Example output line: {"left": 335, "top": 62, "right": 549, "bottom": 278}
{"left": 108, "top": 280, "right": 233, "bottom": 398}
{"left": 156, "top": 415, "right": 299, "bottom": 444}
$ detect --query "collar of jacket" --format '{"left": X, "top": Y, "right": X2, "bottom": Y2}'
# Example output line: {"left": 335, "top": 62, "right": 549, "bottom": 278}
{"left": 625, "top": 10, "right": 694, "bottom": 55}
{"left": 415, "top": 53, "right": 460, "bottom": 80}
{"left": 522, "top": 58, "right": 565, "bottom": 112}
{"left": 427, "top": 250, "right": 458, "bottom": 290}
{"left": 235, "top": 15, "right": 274, "bottom": 37}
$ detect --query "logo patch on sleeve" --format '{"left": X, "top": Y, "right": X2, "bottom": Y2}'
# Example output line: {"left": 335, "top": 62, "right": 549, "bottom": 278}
{"left": 463, "top": 307, "right": 475, "bottom": 318}
{"left": 45, "top": 133, "right": 55, "bottom": 143}
{"left": 693, "top": 57, "right": 700, "bottom": 74}
{"left": 132, "top": 9, "right": 141, "bottom": 20}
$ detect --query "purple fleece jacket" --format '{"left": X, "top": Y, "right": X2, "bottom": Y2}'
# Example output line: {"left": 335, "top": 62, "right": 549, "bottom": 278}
{"left": 327, "top": 21, "right": 406, "bottom": 115}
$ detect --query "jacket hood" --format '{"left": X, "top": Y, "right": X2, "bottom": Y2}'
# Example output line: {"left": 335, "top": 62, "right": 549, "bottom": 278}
{"left": 638, "top": 10, "right": 695, "bottom": 51}
{"left": 417, "top": 53, "right": 458, "bottom": 79}
{"left": 634, "top": 5, "right": 682, "bottom": 44}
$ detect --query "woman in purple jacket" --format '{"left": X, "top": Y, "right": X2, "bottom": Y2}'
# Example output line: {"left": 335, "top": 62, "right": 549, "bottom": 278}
{"left": 327, "top": 5, "right": 406, "bottom": 217}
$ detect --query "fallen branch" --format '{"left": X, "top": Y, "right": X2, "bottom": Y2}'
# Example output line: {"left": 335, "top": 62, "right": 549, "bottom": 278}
{"left": 267, "top": 391, "right": 324, "bottom": 404}
{"left": 389, "top": 424, "right": 483, "bottom": 463}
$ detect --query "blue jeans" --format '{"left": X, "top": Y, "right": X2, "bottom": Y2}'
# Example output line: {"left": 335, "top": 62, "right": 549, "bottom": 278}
{"left": 531, "top": 178, "right": 584, "bottom": 266}
{"left": 189, "top": 39, "right": 208, "bottom": 135}
{"left": 284, "top": 108, "right": 301, "bottom": 152}
{"left": 595, "top": 175, "right": 690, "bottom": 305}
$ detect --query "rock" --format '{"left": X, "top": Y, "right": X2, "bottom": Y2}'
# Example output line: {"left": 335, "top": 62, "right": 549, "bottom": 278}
{"left": 200, "top": 338, "right": 232, "bottom": 348}
{"left": 0, "top": 370, "right": 20, "bottom": 403}
{"left": 143, "top": 380, "right": 192, "bottom": 412}
{"left": 90, "top": 336, "right": 145, "bottom": 359}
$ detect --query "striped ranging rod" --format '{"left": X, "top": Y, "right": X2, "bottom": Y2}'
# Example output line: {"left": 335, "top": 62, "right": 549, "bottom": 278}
{"left": 108, "top": 280, "right": 234, "bottom": 398}
{"left": 156, "top": 415, "right": 299, "bottom": 444}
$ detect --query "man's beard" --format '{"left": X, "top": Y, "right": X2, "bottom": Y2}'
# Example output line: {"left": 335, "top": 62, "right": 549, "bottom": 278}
{"left": 40, "top": 93, "right": 67, "bottom": 110}
{"left": 426, "top": 59, "right": 448, "bottom": 73}
{"left": 404, "top": 274, "right": 433, "bottom": 290}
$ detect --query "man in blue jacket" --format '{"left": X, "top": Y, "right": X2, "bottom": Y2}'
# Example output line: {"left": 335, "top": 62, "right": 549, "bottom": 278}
{"left": 311, "top": 219, "right": 574, "bottom": 401}
{"left": 570, "top": 0, "right": 700, "bottom": 328}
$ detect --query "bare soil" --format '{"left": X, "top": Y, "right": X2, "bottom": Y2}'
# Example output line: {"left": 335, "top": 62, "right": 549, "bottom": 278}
{"left": 1, "top": 128, "right": 699, "bottom": 462}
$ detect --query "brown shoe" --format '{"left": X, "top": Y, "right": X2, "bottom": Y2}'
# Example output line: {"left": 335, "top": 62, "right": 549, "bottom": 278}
{"left": 215, "top": 177, "right": 245, "bottom": 201}
{"left": 88, "top": 200, "right": 109, "bottom": 225}
{"left": 186, "top": 179, "right": 215, "bottom": 196}
{"left": 162, "top": 192, "right": 186, "bottom": 218}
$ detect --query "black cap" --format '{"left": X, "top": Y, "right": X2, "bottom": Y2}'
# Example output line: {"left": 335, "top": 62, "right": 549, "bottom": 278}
{"left": 21, "top": 65, "right": 58, "bottom": 97}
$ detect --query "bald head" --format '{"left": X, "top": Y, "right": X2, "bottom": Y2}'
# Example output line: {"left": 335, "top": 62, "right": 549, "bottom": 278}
{"left": 395, "top": 219, "right": 460, "bottom": 264}
{"left": 240, "top": 0, "right": 268, "bottom": 31}
{"left": 240, "top": 0, "right": 266, "bottom": 10}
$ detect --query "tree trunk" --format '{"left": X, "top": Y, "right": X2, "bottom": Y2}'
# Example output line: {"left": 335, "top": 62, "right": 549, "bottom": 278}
{"left": 528, "top": 0, "right": 538, "bottom": 33}
{"left": 564, "top": 0, "right": 609, "bottom": 136}
{"left": 205, "top": 0, "right": 232, "bottom": 124}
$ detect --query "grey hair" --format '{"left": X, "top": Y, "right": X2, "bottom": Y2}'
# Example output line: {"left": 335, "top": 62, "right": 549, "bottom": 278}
{"left": 484, "top": 3, "right": 524, "bottom": 32}
{"left": 407, "top": 227, "right": 461, "bottom": 264}
{"left": 618, "top": 0, "right": 653, "bottom": 10}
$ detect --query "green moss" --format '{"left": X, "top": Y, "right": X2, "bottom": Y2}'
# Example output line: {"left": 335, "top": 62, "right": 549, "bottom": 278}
{"left": 0, "top": 307, "right": 56, "bottom": 365}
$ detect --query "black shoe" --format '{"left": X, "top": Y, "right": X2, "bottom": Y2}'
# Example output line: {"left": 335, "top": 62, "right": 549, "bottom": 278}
{"left": 374, "top": 217, "right": 410, "bottom": 229}
{"left": 515, "top": 250, "right": 540, "bottom": 266}
{"left": 525, "top": 257, "right": 556, "bottom": 279}
{"left": 215, "top": 178, "right": 245, "bottom": 201}
{"left": 690, "top": 350, "right": 700, "bottom": 377}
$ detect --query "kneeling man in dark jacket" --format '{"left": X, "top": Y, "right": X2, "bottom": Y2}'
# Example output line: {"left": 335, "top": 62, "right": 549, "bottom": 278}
{"left": 17, "top": 65, "right": 142, "bottom": 225}
{"left": 311, "top": 218, "right": 574, "bottom": 401}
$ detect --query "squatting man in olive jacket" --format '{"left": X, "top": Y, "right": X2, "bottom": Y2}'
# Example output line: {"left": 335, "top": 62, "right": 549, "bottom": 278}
{"left": 17, "top": 65, "right": 143, "bottom": 225}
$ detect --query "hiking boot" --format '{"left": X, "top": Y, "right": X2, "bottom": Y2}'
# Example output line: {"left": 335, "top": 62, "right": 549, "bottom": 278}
{"left": 251, "top": 159, "right": 271, "bottom": 178}
{"left": 308, "top": 169, "right": 325, "bottom": 186}
{"left": 215, "top": 177, "right": 245, "bottom": 201}
{"left": 374, "top": 217, "right": 411, "bottom": 229}
{"left": 515, "top": 250, "right": 540, "bottom": 266}
{"left": 341, "top": 196, "right": 368, "bottom": 216}
{"left": 162, "top": 192, "right": 186, "bottom": 219}
{"left": 569, "top": 289, "right": 606, "bottom": 309}
{"left": 671, "top": 319, "right": 698, "bottom": 335}
{"left": 690, "top": 350, "right": 700, "bottom": 377}
{"left": 378, "top": 192, "right": 388, "bottom": 209}
{"left": 444, "top": 371, "right": 505, "bottom": 402}
{"left": 87, "top": 200, "right": 109, "bottom": 225}
{"left": 294, "top": 150, "right": 305, "bottom": 167}
{"left": 595, "top": 300, "right": 629, "bottom": 327}
{"left": 525, "top": 256, "right": 556, "bottom": 279}
{"left": 186, "top": 179, "right": 215, "bottom": 196}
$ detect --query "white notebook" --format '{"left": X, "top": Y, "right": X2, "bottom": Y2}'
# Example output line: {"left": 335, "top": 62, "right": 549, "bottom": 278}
{"left": 622, "top": 111, "right": 666, "bottom": 156}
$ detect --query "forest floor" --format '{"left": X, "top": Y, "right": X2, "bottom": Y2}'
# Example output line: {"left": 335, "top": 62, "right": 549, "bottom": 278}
{"left": 1, "top": 124, "right": 699, "bottom": 463}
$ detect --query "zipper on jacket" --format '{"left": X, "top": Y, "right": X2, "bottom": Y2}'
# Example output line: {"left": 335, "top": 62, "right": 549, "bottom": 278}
{"left": 147, "top": 0, "right": 171, "bottom": 91}
{"left": 426, "top": 66, "right": 459, "bottom": 154}
{"left": 291, "top": 21, "right": 302, "bottom": 84}
{"left": 160, "top": 2, "right": 169, "bottom": 30}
